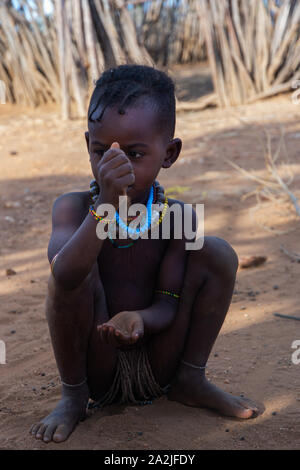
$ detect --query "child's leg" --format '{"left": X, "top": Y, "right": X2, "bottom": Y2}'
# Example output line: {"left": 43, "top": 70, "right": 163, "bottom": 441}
{"left": 30, "top": 263, "right": 117, "bottom": 443}
{"left": 147, "top": 236, "right": 258, "bottom": 419}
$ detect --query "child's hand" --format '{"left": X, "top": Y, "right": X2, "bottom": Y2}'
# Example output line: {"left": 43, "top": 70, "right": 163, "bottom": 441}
{"left": 97, "top": 310, "right": 144, "bottom": 348}
{"left": 96, "top": 142, "right": 135, "bottom": 208}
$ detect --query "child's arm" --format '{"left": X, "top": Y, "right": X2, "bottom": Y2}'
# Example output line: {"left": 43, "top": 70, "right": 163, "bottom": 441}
{"left": 49, "top": 142, "right": 134, "bottom": 290}
{"left": 47, "top": 192, "right": 107, "bottom": 290}
{"left": 99, "top": 204, "right": 198, "bottom": 346}
{"left": 98, "top": 236, "right": 187, "bottom": 346}
{"left": 139, "top": 236, "right": 187, "bottom": 335}
{"left": 140, "top": 202, "right": 198, "bottom": 334}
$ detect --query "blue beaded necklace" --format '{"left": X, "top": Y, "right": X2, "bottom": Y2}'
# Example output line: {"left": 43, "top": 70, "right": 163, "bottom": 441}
{"left": 115, "top": 185, "right": 154, "bottom": 236}
{"left": 108, "top": 184, "right": 154, "bottom": 248}
{"left": 89, "top": 180, "right": 156, "bottom": 248}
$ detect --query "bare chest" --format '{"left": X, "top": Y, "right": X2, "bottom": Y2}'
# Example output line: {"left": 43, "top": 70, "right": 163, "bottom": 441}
{"left": 97, "top": 237, "right": 168, "bottom": 316}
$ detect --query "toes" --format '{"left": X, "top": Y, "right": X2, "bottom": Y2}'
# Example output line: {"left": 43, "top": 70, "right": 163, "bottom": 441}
{"left": 30, "top": 422, "right": 41, "bottom": 435}
{"left": 43, "top": 424, "right": 58, "bottom": 443}
{"left": 231, "top": 399, "right": 258, "bottom": 419}
{"left": 53, "top": 423, "right": 73, "bottom": 443}
{"left": 35, "top": 423, "right": 47, "bottom": 440}
{"left": 235, "top": 406, "right": 255, "bottom": 419}
{"left": 30, "top": 422, "right": 45, "bottom": 438}
{"left": 238, "top": 398, "right": 259, "bottom": 417}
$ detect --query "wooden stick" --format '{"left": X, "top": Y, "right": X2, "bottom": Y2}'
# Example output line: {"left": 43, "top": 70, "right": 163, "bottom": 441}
{"left": 274, "top": 313, "right": 300, "bottom": 321}
{"left": 56, "top": 0, "right": 70, "bottom": 119}
{"left": 280, "top": 245, "right": 300, "bottom": 263}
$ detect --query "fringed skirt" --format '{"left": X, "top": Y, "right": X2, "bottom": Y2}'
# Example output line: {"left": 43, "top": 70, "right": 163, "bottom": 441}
{"left": 88, "top": 346, "right": 169, "bottom": 409}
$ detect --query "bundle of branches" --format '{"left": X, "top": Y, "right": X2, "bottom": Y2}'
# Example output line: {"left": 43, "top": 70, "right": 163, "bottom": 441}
{"left": 128, "top": 0, "right": 206, "bottom": 66}
{"left": 0, "top": 0, "right": 152, "bottom": 118}
{"left": 0, "top": 0, "right": 60, "bottom": 106}
{"left": 56, "top": 0, "right": 153, "bottom": 118}
{"left": 198, "top": 0, "right": 300, "bottom": 107}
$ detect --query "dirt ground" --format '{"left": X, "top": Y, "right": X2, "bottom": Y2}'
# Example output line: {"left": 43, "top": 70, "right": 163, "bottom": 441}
{"left": 0, "top": 65, "right": 300, "bottom": 450}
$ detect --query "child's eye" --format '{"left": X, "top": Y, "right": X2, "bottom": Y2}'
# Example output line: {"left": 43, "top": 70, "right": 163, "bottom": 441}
{"left": 94, "top": 149, "right": 105, "bottom": 157}
{"left": 127, "top": 151, "right": 144, "bottom": 159}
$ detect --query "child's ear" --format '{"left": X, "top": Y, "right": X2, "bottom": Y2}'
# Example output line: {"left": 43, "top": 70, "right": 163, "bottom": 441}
{"left": 162, "top": 138, "right": 182, "bottom": 169}
{"left": 85, "top": 131, "right": 90, "bottom": 153}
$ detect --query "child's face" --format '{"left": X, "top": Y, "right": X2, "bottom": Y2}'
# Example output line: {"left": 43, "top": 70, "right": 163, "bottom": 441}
{"left": 85, "top": 99, "right": 182, "bottom": 202}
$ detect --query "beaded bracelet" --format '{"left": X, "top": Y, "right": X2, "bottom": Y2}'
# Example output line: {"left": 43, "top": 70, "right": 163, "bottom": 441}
{"left": 155, "top": 289, "right": 180, "bottom": 299}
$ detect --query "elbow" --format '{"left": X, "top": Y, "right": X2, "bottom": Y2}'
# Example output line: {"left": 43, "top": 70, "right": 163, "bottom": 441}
{"left": 50, "top": 255, "right": 92, "bottom": 291}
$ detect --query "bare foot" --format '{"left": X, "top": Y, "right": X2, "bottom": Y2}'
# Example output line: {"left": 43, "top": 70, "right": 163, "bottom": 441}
{"left": 30, "top": 381, "right": 89, "bottom": 443}
{"left": 97, "top": 310, "right": 144, "bottom": 347}
{"left": 169, "top": 364, "right": 258, "bottom": 419}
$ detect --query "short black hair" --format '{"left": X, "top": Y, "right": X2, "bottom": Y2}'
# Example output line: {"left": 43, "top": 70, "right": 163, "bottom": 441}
{"left": 87, "top": 64, "right": 176, "bottom": 140}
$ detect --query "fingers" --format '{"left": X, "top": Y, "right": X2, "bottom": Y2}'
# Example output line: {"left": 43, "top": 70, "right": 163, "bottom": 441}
{"left": 99, "top": 150, "right": 135, "bottom": 187}
{"left": 130, "top": 321, "right": 144, "bottom": 342}
{"left": 99, "top": 171, "right": 134, "bottom": 196}
{"left": 111, "top": 142, "right": 120, "bottom": 149}
{"left": 101, "top": 150, "right": 129, "bottom": 168}
{"left": 97, "top": 163, "right": 135, "bottom": 204}
{"left": 107, "top": 161, "right": 134, "bottom": 179}
{"left": 102, "top": 153, "right": 132, "bottom": 172}
{"left": 98, "top": 324, "right": 117, "bottom": 345}
{"left": 97, "top": 323, "right": 127, "bottom": 347}
{"left": 131, "top": 331, "right": 142, "bottom": 342}
{"left": 97, "top": 323, "right": 140, "bottom": 347}
{"left": 116, "top": 172, "right": 135, "bottom": 188}
{"left": 101, "top": 143, "right": 127, "bottom": 165}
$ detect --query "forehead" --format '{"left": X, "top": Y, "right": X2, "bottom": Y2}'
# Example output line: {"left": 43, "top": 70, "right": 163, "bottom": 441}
{"left": 88, "top": 101, "right": 162, "bottom": 145}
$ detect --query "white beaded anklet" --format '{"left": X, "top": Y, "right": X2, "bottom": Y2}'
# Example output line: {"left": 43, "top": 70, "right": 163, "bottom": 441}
{"left": 61, "top": 377, "right": 87, "bottom": 388}
{"left": 181, "top": 360, "right": 206, "bottom": 370}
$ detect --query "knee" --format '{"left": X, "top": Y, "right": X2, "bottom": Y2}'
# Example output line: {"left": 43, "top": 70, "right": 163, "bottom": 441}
{"left": 190, "top": 236, "right": 238, "bottom": 280}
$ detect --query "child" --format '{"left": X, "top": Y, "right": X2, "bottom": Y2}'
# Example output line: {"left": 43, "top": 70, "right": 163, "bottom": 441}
{"left": 30, "top": 65, "right": 258, "bottom": 444}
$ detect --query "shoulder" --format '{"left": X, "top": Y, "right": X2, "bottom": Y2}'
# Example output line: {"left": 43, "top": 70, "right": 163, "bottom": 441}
{"left": 165, "top": 197, "right": 198, "bottom": 229}
{"left": 52, "top": 190, "right": 91, "bottom": 227}
{"left": 158, "top": 197, "right": 198, "bottom": 243}
{"left": 166, "top": 197, "right": 193, "bottom": 211}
